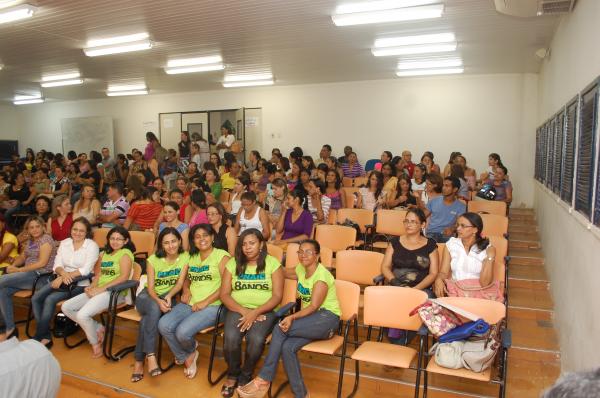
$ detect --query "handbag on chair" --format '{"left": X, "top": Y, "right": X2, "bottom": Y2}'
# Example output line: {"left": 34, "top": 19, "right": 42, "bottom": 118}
{"left": 445, "top": 279, "right": 504, "bottom": 302}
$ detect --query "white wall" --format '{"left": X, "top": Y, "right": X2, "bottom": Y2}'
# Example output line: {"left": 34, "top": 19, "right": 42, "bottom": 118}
{"left": 536, "top": 0, "right": 600, "bottom": 372}
{"left": 14, "top": 73, "right": 538, "bottom": 206}
{"left": 0, "top": 105, "right": 18, "bottom": 140}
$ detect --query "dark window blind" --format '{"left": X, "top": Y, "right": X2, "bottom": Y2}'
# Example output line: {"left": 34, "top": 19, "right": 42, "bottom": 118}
{"left": 553, "top": 113, "right": 564, "bottom": 195}
{"left": 561, "top": 101, "right": 578, "bottom": 203}
{"left": 546, "top": 119, "right": 555, "bottom": 188}
{"left": 535, "top": 128, "right": 541, "bottom": 181}
{"left": 575, "top": 86, "right": 598, "bottom": 218}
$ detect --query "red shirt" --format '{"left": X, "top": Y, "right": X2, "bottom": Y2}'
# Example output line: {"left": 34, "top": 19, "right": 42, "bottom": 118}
{"left": 404, "top": 162, "right": 415, "bottom": 178}
{"left": 51, "top": 213, "right": 73, "bottom": 242}
{"left": 127, "top": 202, "right": 163, "bottom": 230}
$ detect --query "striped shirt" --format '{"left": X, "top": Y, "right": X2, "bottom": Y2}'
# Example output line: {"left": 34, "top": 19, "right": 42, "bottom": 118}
{"left": 308, "top": 195, "right": 332, "bottom": 223}
{"left": 100, "top": 196, "right": 130, "bottom": 228}
{"left": 341, "top": 162, "right": 365, "bottom": 178}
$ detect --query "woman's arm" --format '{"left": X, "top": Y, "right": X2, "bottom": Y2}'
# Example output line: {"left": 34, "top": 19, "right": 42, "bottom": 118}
{"left": 504, "top": 184, "right": 513, "bottom": 204}
{"left": 283, "top": 266, "right": 298, "bottom": 280}
{"left": 234, "top": 212, "right": 241, "bottom": 235}
{"left": 312, "top": 197, "right": 325, "bottom": 223}
{"left": 433, "top": 246, "right": 451, "bottom": 297}
{"left": 275, "top": 209, "right": 287, "bottom": 235}
{"left": 479, "top": 246, "right": 495, "bottom": 287}
{"left": 259, "top": 208, "right": 271, "bottom": 240}
{"left": 0, "top": 241, "right": 15, "bottom": 264}
{"left": 340, "top": 190, "right": 347, "bottom": 209}
{"left": 184, "top": 205, "right": 192, "bottom": 224}
{"left": 165, "top": 264, "right": 189, "bottom": 303}
{"left": 281, "top": 281, "right": 327, "bottom": 326}
{"left": 14, "top": 242, "right": 53, "bottom": 273}
{"left": 219, "top": 268, "right": 249, "bottom": 314}
{"left": 152, "top": 210, "right": 164, "bottom": 233}
{"left": 180, "top": 228, "right": 190, "bottom": 251}
{"left": 381, "top": 246, "right": 395, "bottom": 282}
{"left": 226, "top": 227, "right": 237, "bottom": 256}
{"left": 413, "top": 246, "right": 439, "bottom": 291}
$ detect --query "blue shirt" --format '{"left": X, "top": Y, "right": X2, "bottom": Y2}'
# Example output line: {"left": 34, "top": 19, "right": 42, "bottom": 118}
{"left": 426, "top": 196, "right": 466, "bottom": 234}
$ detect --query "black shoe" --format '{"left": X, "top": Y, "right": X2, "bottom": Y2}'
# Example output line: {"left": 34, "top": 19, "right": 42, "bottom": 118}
{"left": 6, "top": 328, "right": 19, "bottom": 340}
{"left": 221, "top": 381, "right": 238, "bottom": 398}
{"left": 43, "top": 340, "right": 54, "bottom": 350}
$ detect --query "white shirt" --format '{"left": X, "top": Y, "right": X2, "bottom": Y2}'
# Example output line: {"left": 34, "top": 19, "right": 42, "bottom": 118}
{"left": 0, "top": 338, "right": 61, "bottom": 398}
{"left": 216, "top": 134, "right": 236, "bottom": 158}
{"left": 446, "top": 237, "right": 490, "bottom": 281}
{"left": 53, "top": 238, "right": 100, "bottom": 286}
{"left": 411, "top": 179, "right": 426, "bottom": 192}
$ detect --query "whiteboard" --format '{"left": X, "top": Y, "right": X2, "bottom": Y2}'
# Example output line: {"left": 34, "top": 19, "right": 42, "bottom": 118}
{"left": 61, "top": 116, "right": 114, "bottom": 155}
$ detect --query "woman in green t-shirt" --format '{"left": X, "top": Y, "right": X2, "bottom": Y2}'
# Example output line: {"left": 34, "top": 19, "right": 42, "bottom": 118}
{"left": 61, "top": 226, "right": 135, "bottom": 358}
{"left": 237, "top": 239, "right": 341, "bottom": 398}
{"left": 219, "top": 229, "right": 284, "bottom": 398}
{"left": 131, "top": 227, "right": 189, "bottom": 382}
{"left": 158, "top": 224, "right": 230, "bottom": 379}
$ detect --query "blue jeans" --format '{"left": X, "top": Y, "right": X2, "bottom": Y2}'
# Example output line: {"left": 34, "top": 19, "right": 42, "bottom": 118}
{"left": 4, "top": 203, "right": 29, "bottom": 228}
{"left": 426, "top": 232, "right": 450, "bottom": 243}
{"left": 158, "top": 303, "right": 220, "bottom": 363}
{"left": 0, "top": 270, "right": 50, "bottom": 331}
{"left": 32, "top": 282, "right": 84, "bottom": 341}
{"left": 259, "top": 309, "right": 340, "bottom": 398}
{"left": 134, "top": 289, "right": 166, "bottom": 361}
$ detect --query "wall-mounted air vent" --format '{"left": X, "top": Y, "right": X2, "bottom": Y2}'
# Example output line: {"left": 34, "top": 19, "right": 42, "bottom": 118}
{"left": 494, "top": 0, "right": 576, "bottom": 17}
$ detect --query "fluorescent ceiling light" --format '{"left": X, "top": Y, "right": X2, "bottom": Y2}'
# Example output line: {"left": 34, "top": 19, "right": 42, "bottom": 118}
{"left": 372, "top": 42, "right": 456, "bottom": 56}
{"left": 107, "top": 83, "right": 147, "bottom": 92}
{"left": 87, "top": 32, "right": 149, "bottom": 48}
{"left": 106, "top": 90, "right": 148, "bottom": 96}
{"left": 84, "top": 33, "right": 152, "bottom": 57}
{"left": 0, "top": 4, "right": 36, "bottom": 24}
{"left": 14, "top": 94, "right": 41, "bottom": 100}
{"left": 375, "top": 32, "right": 455, "bottom": 48}
{"left": 397, "top": 58, "right": 462, "bottom": 70}
{"left": 222, "top": 80, "right": 274, "bottom": 88}
{"left": 41, "top": 78, "right": 84, "bottom": 88}
{"left": 335, "top": 0, "right": 440, "bottom": 14}
{"left": 396, "top": 67, "right": 464, "bottom": 77}
{"left": 167, "top": 55, "right": 222, "bottom": 68}
{"left": 332, "top": 3, "right": 443, "bottom": 26}
{"left": 224, "top": 73, "right": 273, "bottom": 82}
{"left": 166, "top": 64, "right": 224, "bottom": 74}
{"left": 0, "top": 64, "right": 3, "bottom": 70}
{"left": 14, "top": 98, "right": 44, "bottom": 105}
{"left": 42, "top": 72, "right": 81, "bottom": 82}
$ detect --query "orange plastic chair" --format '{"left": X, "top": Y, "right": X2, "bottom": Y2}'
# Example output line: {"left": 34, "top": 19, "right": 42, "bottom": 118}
{"left": 285, "top": 243, "right": 333, "bottom": 268}
{"left": 314, "top": 225, "right": 357, "bottom": 253}
{"left": 350, "top": 286, "right": 427, "bottom": 398}
{"left": 271, "top": 280, "right": 361, "bottom": 398}
{"left": 467, "top": 200, "right": 507, "bottom": 216}
{"left": 342, "top": 177, "right": 353, "bottom": 188}
{"left": 481, "top": 214, "right": 509, "bottom": 238}
{"left": 340, "top": 187, "right": 359, "bottom": 208}
{"left": 353, "top": 177, "right": 368, "bottom": 187}
{"left": 371, "top": 209, "right": 407, "bottom": 250}
{"left": 422, "top": 297, "right": 509, "bottom": 398}
{"left": 336, "top": 208, "right": 375, "bottom": 247}
{"left": 327, "top": 209, "right": 338, "bottom": 225}
{"left": 488, "top": 235, "right": 509, "bottom": 295}
{"left": 93, "top": 227, "right": 110, "bottom": 248}
{"left": 267, "top": 243, "right": 284, "bottom": 263}
{"left": 129, "top": 230, "right": 156, "bottom": 259}
{"left": 335, "top": 250, "right": 384, "bottom": 286}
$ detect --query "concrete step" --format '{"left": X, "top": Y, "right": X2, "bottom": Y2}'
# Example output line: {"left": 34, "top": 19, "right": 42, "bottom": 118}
{"left": 509, "top": 277, "right": 550, "bottom": 290}
{"left": 509, "top": 214, "right": 537, "bottom": 223}
{"left": 509, "top": 223, "right": 539, "bottom": 233}
{"left": 509, "top": 230, "right": 540, "bottom": 242}
{"left": 509, "top": 264, "right": 549, "bottom": 281}
{"left": 509, "top": 208, "right": 535, "bottom": 216}
{"left": 508, "top": 284, "right": 553, "bottom": 311}
{"left": 510, "top": 256, "right": 545, "bottom": 267}
{"left": 509, "top": 240, "right": 542, "bottom": 250}
{"left": 507, "top": 307, "right": 560, "bottom": 353}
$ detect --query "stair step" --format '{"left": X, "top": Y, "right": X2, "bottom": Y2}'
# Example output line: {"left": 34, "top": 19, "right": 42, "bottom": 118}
{"left": 507, "top": 307, "right": 560, "bottom": 352}
{"left": 510, "top": 256, "right": 545, "bottom": 266}
{"left": 509, "top": 240, "right": 542, "bottom": 250}
{"left": 508, "top": 278, "right": 550, "bottom": 290}
{"left": 509, "top": 264, "right": 548, "bottom": 281}
{"left": 509, "top": 231, "right": 540, "bottom": 241}
{"left": 509, "top": 224, "right": 539, "bottom": 233}
{"left": 509, "top": 214, "right": 537, "bottom": 222}
{"left": 509, "top": 247, "right": 545, "bottom": 258}
{"left": 508, "top": 285, "right": 553, "bottom": 310}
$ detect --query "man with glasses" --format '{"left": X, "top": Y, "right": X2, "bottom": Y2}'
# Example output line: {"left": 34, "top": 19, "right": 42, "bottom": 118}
{"left": 423, "top": 176, "right": 465, "bottom": 243}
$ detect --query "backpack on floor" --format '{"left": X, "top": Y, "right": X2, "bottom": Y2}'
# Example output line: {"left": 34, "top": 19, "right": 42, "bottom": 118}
{"left": 53, "top": 312, "right": 79, "bottom": 338}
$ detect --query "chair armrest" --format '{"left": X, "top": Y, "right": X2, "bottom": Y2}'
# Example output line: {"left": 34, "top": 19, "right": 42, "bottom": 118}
{"left": 70, "top": 273, "right": 95, "bottom": 284}
{"left": 275, "top": 302, "right": 296, "bottom": 318}
{"left": 373, "top": 274, "right": 385, "bottom": 285}
{"left": 106, "top": 280, "right": 139, "bottom": 293}
{"left": 501, "top": 329, "right": 512, "bottom": 349}
{"left": 32, "top": 271, "right": 54, "bottom": 289}
{"left": 504, "top": 255, "right": 511, "bottom": 264}
{"left": 417, "top": 324, "right": 429, "bottom": 336}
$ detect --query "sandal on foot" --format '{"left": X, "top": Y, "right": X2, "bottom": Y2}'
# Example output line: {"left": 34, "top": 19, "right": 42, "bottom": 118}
{"left": 146, "top": 354, "right": 162, "bottom": 377}
{"left": 236, "top": 379, "right": 270, "bottom": 398}
{"left": 130, "top": 373, "right": 144, "bottom": 383}
{"left": 221, "top": 382, "right": 238, "bottom": 398}
{"left": 184, "top": 350, "right": 199, "bottom": 379}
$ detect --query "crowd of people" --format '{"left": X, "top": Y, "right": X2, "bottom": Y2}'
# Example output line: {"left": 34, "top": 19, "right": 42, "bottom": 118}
{"left": 0, "top": 122, "right": 513, "bottom": 398}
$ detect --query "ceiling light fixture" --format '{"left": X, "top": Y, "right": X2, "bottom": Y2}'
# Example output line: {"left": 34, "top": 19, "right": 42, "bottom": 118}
{"left": 222, "top": 73, "right": 274, "bottom": 88}
{"left": 397, "top": 58, "right": 462, "bottom": 70}
{"left": 375, "top": 32, "right": 455, "bottom": 48}
{"left": 40, "top": 72, "right": 84, "bottom": 87}
{"left": 42, "top": 72, "right": 81, "bottom": 82}
{"left": 396, "top": 67, "right": 464, "bottom": 77}
{"left": 332, "top": 1, "right": 443, "bottom": 26}
{"left": 0, "top": 4, "right": 36, "bottom": 24}
{"left": 372, "top": 42, "right": 457, "bottom": 56}
{"left": 84, "top": 32, "right": 153, "bottom": 57}
{"left": 13, "top": 93, "right": 43, "bottom": 105}
{"left": 106, "top": 90, "right": 148, "bottom": 96}
{"left": 41, "top": 78, "right": 84, "bottom": 88}
{"left": 165, "top": 55, "right": 224, "bottom": 74}
{"left": 107, "top": 83, "right": 148, "bottom": 96}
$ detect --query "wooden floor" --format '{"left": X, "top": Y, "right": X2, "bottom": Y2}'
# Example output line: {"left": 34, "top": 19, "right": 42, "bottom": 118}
{"left": 13, "top": 208, "right": 560, "bottom": 398}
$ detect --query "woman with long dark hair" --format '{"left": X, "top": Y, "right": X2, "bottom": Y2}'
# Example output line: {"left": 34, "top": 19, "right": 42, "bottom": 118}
{"left": 357, "top": 170, "right": 385, "bottom": 211}
{"left": 387, "top": 174, "right": 416, "bottom": 209}
{"left": 219, "top": 229, "right": 284, "bottom": 397}
{"left": 323, "top": 169, "right": 345, "bottom": 210}
{"left": 273, "top": 190, "right": 313, "bottom": 247}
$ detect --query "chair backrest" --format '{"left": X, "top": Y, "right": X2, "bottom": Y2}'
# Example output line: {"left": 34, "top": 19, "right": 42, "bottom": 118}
{"left": 467, "top": 200, "right": 507, "bottom": 216}
{"left": 130, "top": 231, "right": 156, "bottom": 258}
{"left": 363, "top": 286, "right": 427, "bottom": 331}
{"left": 353, "top": 177, "right": 368, "bottom": 187}
{"left": 364, "top": 159, "right": 380, "bottom": 172}
{"left": 315, "top": 224, "right": 357, "bottom": 252}
{"left": 327, "top": 209, "right": 337, "bottom": 225}
{"left": 335, "top": 280, "right": 360, "bottom": 322}
{"left": 93, "top": 228, "right": 110, "bottom": 249}
{"left": 488, "top": 235, "right": 508, "bottom": 290}
{"left": 481, "top": 214, "right": 509, "bottom": 238}
{"left": 336, "top": 208, "right": 374, "bottom": 233}
{"left": 281, "top": 278, "right": 298, "bottom": 306}
{"left": 375, "top": 209, "right": 407, "bottom": 236}
{"left": 340, "top": 187, "right": 359, "bottom": 208}
{"left": 435, "top": 297, "right": 506, "bottom": 324}
{"left": 285, "top": 243, "right": 333, "bottom": 268}
{"left": 320, "top": 246, "right": 333, "bottom": 267}
{"left": 335, "top": 250, "right": 384, "bottom": 285}
{"left": 267, "top": 243, "right": 284, "bottom": 263}
{"left": 342, "top": 177, "right": 354, "bottom": 188}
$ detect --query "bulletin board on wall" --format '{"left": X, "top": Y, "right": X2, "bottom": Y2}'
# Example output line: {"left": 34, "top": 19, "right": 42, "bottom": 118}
{"left": 61, "top": 116, "right": 114, "bottom": 156}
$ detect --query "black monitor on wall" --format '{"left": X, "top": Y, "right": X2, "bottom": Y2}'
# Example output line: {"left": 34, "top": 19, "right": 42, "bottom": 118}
{"left": 0, "top": 140, "right": 18, "bottom": 161}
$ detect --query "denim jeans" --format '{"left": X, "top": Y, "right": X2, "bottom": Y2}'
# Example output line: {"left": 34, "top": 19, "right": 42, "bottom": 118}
{"left": 259, "top": 309, "right": 339, "bottom": 398}
{"left": 0, "top": 270, "right": 50, "bottom": 331}
{"left": 4, "top": 203, "right": 29, "bottom": 228}
{"left": 134, "top": 289, "right": 166, "bottom": 361}
{"left": 32, "top": 282, "right": 84, "bottom": 341}
{"left": 158, "top": 303, "right": 220, "bottom": 363}
{"left": 223, "top": 310, "right": 278, "bottom": 385}
{"left": 426, "top": 232, "right": 450, "bottom": 244}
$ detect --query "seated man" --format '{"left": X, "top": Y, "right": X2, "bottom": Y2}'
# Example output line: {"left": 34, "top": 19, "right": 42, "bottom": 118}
{"left": 98, "top": 182, "right": 130, "bottom": 228}
{"left": 424, "top": 176, "right": 466, "bottom": 243}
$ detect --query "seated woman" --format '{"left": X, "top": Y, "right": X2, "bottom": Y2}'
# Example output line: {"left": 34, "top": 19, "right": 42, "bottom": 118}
{"left": 46, "top": 195, "right": 73, "bottom": 242}
{"left": 236, "top": 192, "right": 270, "bottom": 239}
{"left": 3, "top": 172, "right": 34, "bottom": 228}
{"left": 286, "top": 162, "right": 301, "bottom": 191}
{"left": 34, "top": 195, "right": 52, "bottom": 222}
{"left": 131, "top": 227, "right": 189, "bottom": 382}
{"left": 73, "top": 184, "right": 101, "bottom": 224}
{"left": 387, "top": 174, "right": 417, "bottom": 209}
{"left": 433, "top": 212, "right": 495, "bottom": 298}
{"left": 485, "top": 165, "right": 512, "bottom": 205}
{"left": 237, "top": 239, "right": 340, "bottom": 398}
{"left": 455, "top": 155, "right": 477, "bottom": 191}
{"left": 420, "top": 152, "right": 441, "bottom": 175}
{"left": 152, "top": 177, "right": 169, "bottom": 203}
{"left": 206, "top": 202, "right": 237, "bottom": 255}
{"left": 228, "top": 175, "right": 251, "bottom": 221}
{"left": 357, "top": 170, "right": 386, "bottom": 211}
{"left": 479, "top": 153, "right": 503, "bottom": 182}
{"left": 381, "top": 209, "right": 438, "bottom": 344}
{"left": 265, "top": 178, "right": 288, "bottom": 228}
{"left": 185, "top": 189, "right": 209, "bottom": 227}
{"left": 415, "top": 173, "right": 443, "bottom": 208}
{"left": 205, "top": 168, "right": 222, "bottom": 204}
{"left": 450, "top": 164, "right": 470, "bottom": 201}
{"left": 48, "top": 166, "right": 71, "bottom": 196}
{"left": 411, "top": 163, "right": 427, "bottom": 194}
{"left": 253, "top": 159, "right": 270, "bottom": 193}
{"left": 381, "top": 162, "right": 398, "bottom": 194}
{"left": 0, "top": 216, "right": 56, "bottom": 339}
{"left": 158, "top": 224, "right": 230, "bottom": 379}
{"left": 307, "top": 179, "right": 331, "bottom": 224}
{"left": 158, "top": 201, "right": 189, "bottom": 251}
{"left": 219, "top": 229, "right": 284, "bottom": 397}
{"left": 61, "top": 226, "right": 135, "bottom": 358}
{"left": 0, "top": 214, "right": 19, "bottom": 271}
{"left": 324, "top": 170, "right": 345, "bottom": 210}
{"left": 124, "top": 187, "right": 163, "bottom": 231}
{"left": 32, "top": 217, "right": 99, "bottom": 348}
{"left": 273, "top": 190, "right": 313, "bottom": 248}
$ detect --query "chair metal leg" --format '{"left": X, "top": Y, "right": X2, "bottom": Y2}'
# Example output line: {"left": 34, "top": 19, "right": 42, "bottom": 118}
{"left": 207, "top": 306, "right": 227, "bottom": 386}
{"left": 64, "top": 327, "right": 88, "bottom": 348}
{"left": 423, "top": 335, "right": 429, "bottom": 398}
{"left": 157, "top": 335, "right": 175, "bottom": 372}
{"left": 414, "top": 334, "right": 425, "bottom": 398}
{"left": 270, "top": 380, "right": 290, "bottom": 398}
{"left": 344, "top": 318, "right": 360, "bottom": 398}
{"left": 499, "top": 348, "right": 508, "bottom": 398}
{"left": 103, "top": 293, "right": 135, "bottom": 361}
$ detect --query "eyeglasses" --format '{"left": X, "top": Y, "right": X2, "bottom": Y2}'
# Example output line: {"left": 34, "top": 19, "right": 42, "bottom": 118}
{"left": 403, "top": 219, "right": 421, "bottom": 225}
{"left": 456, "top": 223, "right": 475, "bottom": 229}
{"left": 109, "top": 236, "right": 126, "bottom": 242}
{"left": 297, "top": 250, "right": 316, "bottom": 256}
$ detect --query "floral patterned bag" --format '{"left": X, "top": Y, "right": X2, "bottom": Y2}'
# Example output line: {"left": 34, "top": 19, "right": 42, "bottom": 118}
{"left": 409, "top": 300, "right": 464, "bottom": 337}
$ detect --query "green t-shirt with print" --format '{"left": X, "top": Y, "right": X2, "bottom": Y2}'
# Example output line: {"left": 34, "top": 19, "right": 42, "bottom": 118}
{"left": 225, "top": 255, "right": 281, "bottom": 309}
{"left": 98, "top": 249, "right": 134, "bottom": 288}
{"left": 188, "top": 248, "right": 229, "bottom": 306}
{"left": 147, "top": 252, "right": 189, "bottom": 297}
{"left": 296, "top": 263, "right": 341, "bottom": 316}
